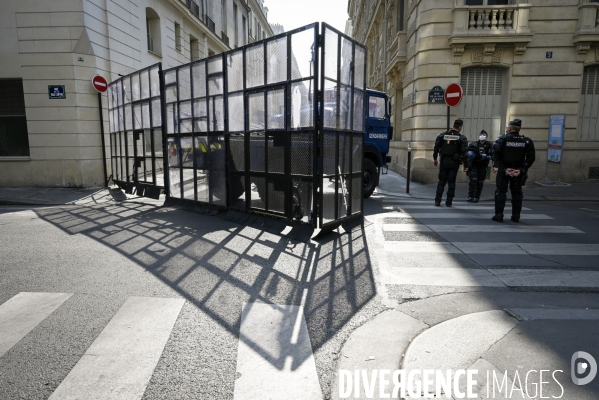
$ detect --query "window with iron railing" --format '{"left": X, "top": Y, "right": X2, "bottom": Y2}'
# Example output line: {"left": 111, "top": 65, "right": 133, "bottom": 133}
{"left": 205, "top": 14, "right": 215, "bottom": 32}
{"left": 221, "top": 31, "right": 229, "bottom": 46}
{"left": 465, "top": 0, "right": 512, "bottom": 5}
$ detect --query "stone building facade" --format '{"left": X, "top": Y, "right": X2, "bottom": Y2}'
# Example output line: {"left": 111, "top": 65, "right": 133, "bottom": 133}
{"left": 0, "top": 0, "right": 272, "bottom": 187}
{"left": 348, "top": 0, "right": 599, "bottom": 183}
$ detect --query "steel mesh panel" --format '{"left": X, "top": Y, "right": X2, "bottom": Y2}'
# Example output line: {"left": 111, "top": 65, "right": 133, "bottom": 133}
{"left": 324, "top": 28, "right": 338, "bottom": 80}
{"left": 340, "top": 38, "right": 353, "bottom": 86}
{"left": 180, "top": 137, "right": 193, "bottom": 167}
{"left": 267, "top": 178, "right": 285, "bottom": 213}
{"left": 352, "top": 133, "right": 362, "bottom": 172}
{"left": 339, "top": 84, "right": 351, "bottom": 130}
{"left": 169, "top": 168, "right": 181, "bottom": 198}
{"left": 208, "top": 57, "right": 223, "bottom": 74}
{"left": 249, "top": 92, "right": 265, "bottom": 130}
{"left": 125, "top": 105, "right": 132, "bottom": 130}
{"left": 251, "top": 176, "right": 266, "bottom": 209}
{"left": 267, "top": 88, "right": 285, "bottom": 130}
{"left": 166, "top": 86, "right": 177, "bottom": 103}
{"left": 292, "top": 179, "right": 313, "bottom": 223}
{"left": 133, "top": 104, "right": 141, "bottom": 129}
{"left": 209, "top": 135, "right": 226, "bottom": 171}
{"left": 150, "top": 66, "right": 160, "bottom": 97}
{"left": 123, "top": 76, "right": 132, "bottom": 104}
{"left": 208, "top": 76, "right": 223, "bottom": 96}
{"left": 227, "top": 50, "right": 244, "bottom": 93}
{"left": 155, "top": 158, "right": 164, "bottom": 187}
{"left": 192, "top": 62, "right": 206, "bottom": 98}
{"left": 291, "top": 29, "right": 316, "bottom": 80}
{"left": 194, "top": 99, "right": 207, "bottom": 132}
{"left": 182, "top": 168, "right": 195, "bottom": 200}
{"left": 267, "top": 37, "right": 288, "bottom": 84}
{"left": 131, "top": 74, "right": 140, "bottom": 102}
{"left": 323, "top": 79, "right": 337, "bottom": 129}
{"left": 208, "top": 96, "right": 224, "bottom": 131}
{"left": 108, "top": 109, "right": 114, "bottom": 133}
{"left": 178, "top": 66, "right": 191, "bottom": 101}
{"left": 228, "top": 93, "right": 244, "bottom": 132}
{"left": 354, "top": 46, "right": 365, "bottom": 90}
{"left": 153, "top": 128, "right": 163, "bottom": 156}
{"left": 291, "top": 133, "right": 313, "bottom": 176}
{"left": 323, "top": 131, "right": 336, "bottom": 175}
{"left": 167, "top": 138, "right": 180, "bottom": 167}
{"left": 166, "top": 103, "right": 177, "bottom": 134}
{"left": 128, "top": 158, "right": 134, "bottom": 182}
{"left": 180, "top": 119, "right": 192, "bottom": 133}
{"left": 152, "top": 99, "right": 161, "bottom": 127}
{"left": 180, "top": 100, "right": 192, "bottom": 120}
{"left": 118, "top": 106, "right": 124, "bottom": 132}
{"left": 249, "top": 134, "right": 265, "bottom": 172}
{"left": 337, "top": 174, "right": 349, "bottom": 218}
{"left": 210, "top": 170, "right": 227, "bottom": 205}
{"left": 338, "top": 133, "right": 350, "bottom": 174}
{"left": 351, "top": 176, "right": 361, "bottom": 214}
{"left": 194, "top": 136, "right": 208, "bottom": 170}
{"left": 196, "top": 170, "right": 209, "bottom": 202}
{"left": 195, "top": 118, "right": 207, "bottom": 132}
{"left": 228, "top": 174, "right": 246, "bottom": 209}
{"left": 116, "top": 79, "right": 123, "bottom": 107}
{"left": 165, "top": 70, "right": 176, "bottom": 85}
{"left": 228, "top": 133, "right": 245, "bottom": 171}
{"left": 267, "top": 135, "right": 285, "bottom": 173}
{"left": 142, "top": 102, "right": 150, "bottom": 129}
{"left": 322, "top": 184, "right": 336, "bottom": 223}
{"left": 290, "top": 81, "right": 314, "bottom": 128}
{"left": 144, "top": 157, "right": 153, "bottom": 183}
{"left": 140, "top": 70, "right": 150, "bottom": 99}
{"left": 353, "top": 89, "right": 364, "bottom": 132}
{"left": 246, "top": 44, "right": 264, "bottom": 88}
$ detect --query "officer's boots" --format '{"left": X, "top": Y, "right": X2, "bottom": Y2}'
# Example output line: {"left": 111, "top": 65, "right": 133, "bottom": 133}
{"left": 511, "top": 204, "right": 522, "bottom": 223}
{"left": 434, "top": 198, "right": 441, "bottom": 207}
{"left": 467, "top": 181, "right": 476, "bottom": 202}
{"left": 473, "top": 181, "right": 484, "bottom": 203}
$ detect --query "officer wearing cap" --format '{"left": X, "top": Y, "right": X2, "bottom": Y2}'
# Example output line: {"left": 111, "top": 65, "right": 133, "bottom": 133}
{"left": 465, "top": 130, "right": 493, "bottom": 203}
{"left": 491, "top": 119, "right": 536, "bottom": 222}
{"left": 433, "top": 119, "right": 469, "bottom": 207}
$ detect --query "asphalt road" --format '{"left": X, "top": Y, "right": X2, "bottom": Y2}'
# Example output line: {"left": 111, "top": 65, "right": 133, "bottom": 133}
{"left": 1, "top": 194, "right": 599, "bottom": 399}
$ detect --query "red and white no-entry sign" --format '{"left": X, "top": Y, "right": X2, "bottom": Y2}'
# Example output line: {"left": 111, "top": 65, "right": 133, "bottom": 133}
{"left": 92, "top": 75, "right": 108, "bottom": 93}
{"left": 444, "top": 83, "right": 463, "bottom": 107}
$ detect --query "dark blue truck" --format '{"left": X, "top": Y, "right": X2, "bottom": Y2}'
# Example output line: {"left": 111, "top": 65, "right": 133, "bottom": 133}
{"left": 363, "top": 89, "right": 393, "bottom": 198}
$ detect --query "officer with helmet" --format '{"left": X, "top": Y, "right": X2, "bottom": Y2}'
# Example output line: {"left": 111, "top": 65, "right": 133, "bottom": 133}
{"left": 433, "top": 119, "right": 469, "bottom": 207}
{"left": 465, "top": 130, "right": 493, "bottom": 203}
{"left": 491, "top": 119, "right": 536, "bottom": 222}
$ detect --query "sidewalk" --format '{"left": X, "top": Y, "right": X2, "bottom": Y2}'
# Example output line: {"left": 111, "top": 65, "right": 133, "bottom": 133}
{"left": 0, "top": 186, "right": 160, "bottom": 206}
{"left": 376, "top": 169, "right": 599, "bottom": 202}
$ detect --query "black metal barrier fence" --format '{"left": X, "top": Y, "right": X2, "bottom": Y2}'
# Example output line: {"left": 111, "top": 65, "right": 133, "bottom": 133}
{"left": 107, "top": 23, "right": 366, "bottom": 230}
{"left": 107, "top": 64, "right": 164, "bottom": 199}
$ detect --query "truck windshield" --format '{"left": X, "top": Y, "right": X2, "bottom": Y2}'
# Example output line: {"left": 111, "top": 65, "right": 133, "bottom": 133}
{"left": 368, "top": 96, "right": 386, "bottom": 119}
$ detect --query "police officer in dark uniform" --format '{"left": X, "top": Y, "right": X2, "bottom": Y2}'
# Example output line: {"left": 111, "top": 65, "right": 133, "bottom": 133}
{"left": 491, "top": 119, "right": 536, "bottom": 222}
{"left": 465, "top": 130, "right": 493, "bottom": 203}
{"left": 433, "top": 119, "right": 469, "bottom": 207}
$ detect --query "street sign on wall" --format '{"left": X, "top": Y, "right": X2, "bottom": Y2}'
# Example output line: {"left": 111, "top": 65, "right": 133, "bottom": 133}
{"left": 428, "top": 86, "right": 445, "bottom": 103}
{"left": 48, "top": 85, "right": 66, "bottom": 99}
{"left": 444, "top": 83, "right": 463, "bottom": 107}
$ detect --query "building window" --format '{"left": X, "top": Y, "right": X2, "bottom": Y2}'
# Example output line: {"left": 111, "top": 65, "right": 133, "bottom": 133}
{"left": 175, "top": 22, "right": 182, "bottom": 52}
{"left": 221, "top": 0, "right": 227, "bottom": 33}
{"left": 0, "top": 79, "right": 30, "bottom": 157}
{"left": 397, "top": 0, "right": 405, "bottom": 32}
{"left": 190, "top": 35, "right": 200, "bottom": 61}
{"left": 146, "top": 8, "right": 161, "bottom": 55}
{"left": 233, "top": 4, "right": 238, "bottom": 47}
{"left": 465, "top": 0, "right": 510, "bottom": 5}
{"left": 578, "top": 65, "right": 599, "bottom": 141}
{"left": 242, "top": 16, "right": 247, "bottom": 45}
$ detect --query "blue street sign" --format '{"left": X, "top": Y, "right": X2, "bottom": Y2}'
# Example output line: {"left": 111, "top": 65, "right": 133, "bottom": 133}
{"left": 48, "top": 85, "right": 66, "bottom": 99}
{"left": 546, "top": 51, "right": 553, "bottom": 59}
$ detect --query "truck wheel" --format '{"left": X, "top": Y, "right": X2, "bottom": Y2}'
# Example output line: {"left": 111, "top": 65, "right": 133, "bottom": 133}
{"left": 363, "top": 158, "right": 377, "bottom": 199}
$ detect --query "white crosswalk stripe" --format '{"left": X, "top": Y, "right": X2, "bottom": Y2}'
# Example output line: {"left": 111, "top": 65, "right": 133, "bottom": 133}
{"left": 0, "top": 292, "right": 72, "bottom": 357}
{"left": 49, "top": 296, "right": 185, "bottom": 400}
{"left": 234, "top": 302, "right": 322, "bottom": 400}
{"left": 375, "top": 195, "right": 599, "bottom": 290}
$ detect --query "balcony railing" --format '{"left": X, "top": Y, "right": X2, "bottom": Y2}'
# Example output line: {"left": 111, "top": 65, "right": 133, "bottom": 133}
{"left": 221, "top": 31, "right": 229, "bottom": 46}
{"left": 450, "top": 3, "right": 532, "bottom": 45}
{"left": 186, "top": 0, "right": 200, "bottom": 18}
{"left": 205, "top": 15, "right": 215, "bottom": 32}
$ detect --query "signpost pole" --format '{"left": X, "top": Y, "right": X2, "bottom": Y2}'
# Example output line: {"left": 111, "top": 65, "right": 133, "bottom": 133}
{"left": 447, "top": 105, "right": 450, "bottom": 132}
{"left": 98, "top": 92, "right": 108, "bottom": 187}
{"left": 406, "top": 143, "right": 412, "bottom": 194}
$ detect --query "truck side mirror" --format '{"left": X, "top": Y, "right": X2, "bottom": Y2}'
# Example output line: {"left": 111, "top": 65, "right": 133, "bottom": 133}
{"left": 387, "top": 100, "right": 392, "bottom": 117}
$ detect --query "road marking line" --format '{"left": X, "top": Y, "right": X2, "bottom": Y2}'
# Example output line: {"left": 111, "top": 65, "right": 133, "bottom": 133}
{"left": 383, "top": 242, "right": 599, "bottom": 255}
{"left": 380, "top": 267, "right": 506, "bottom": 287}
{"left": 383, "top": 205, "right": 531, "bottom": 210}
{"left": 490, "top": 269, "right": 599, "bottom": 288}
{"left": 383, "top": 242, "right": 461, "bottom": 254}
{"left": 383, "top": 213, "right": 553, "bottom": 220}
{"left": 506, "top": 308, "right": 599, "bottom": 320}
{"left": 49, "top": 297, "right": 185, "bottom": 400}
{"left": 234, "top": 302, "right": 322, "bottom": 400}
{"left": 383, "top": 224, "right": 583, "bottom": 234}
{"left": 0, "top": 292, "right": 73, "bottom": 357}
